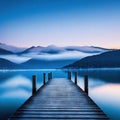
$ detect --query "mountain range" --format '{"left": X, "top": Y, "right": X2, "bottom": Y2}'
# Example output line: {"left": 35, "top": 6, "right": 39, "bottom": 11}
{"left": 0, "top": 43, "right": 109, "bottom": 54}
{"left": 64, "top": 50, "right": 120, "bottom": 69}
{"left": 0, "top": 42, "right": 113, "bottom": 69}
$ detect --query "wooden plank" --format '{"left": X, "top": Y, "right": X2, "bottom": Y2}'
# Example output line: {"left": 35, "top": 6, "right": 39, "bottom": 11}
{"left": 9, "top": 78, "right": 109, "bottom": 120}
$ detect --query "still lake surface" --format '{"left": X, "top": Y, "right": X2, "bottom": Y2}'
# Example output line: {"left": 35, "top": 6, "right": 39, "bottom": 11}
{"left": 0, "top": 69, "right": 120, "bottom": 120}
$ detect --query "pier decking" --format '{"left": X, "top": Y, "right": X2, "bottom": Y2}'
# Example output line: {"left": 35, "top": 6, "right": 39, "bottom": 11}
{"left": 9, "top": 77, "right": 109, "bottom": 120}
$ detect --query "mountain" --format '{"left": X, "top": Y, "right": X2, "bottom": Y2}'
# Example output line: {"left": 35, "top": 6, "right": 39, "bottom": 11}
{"left": 0, "top": 43, "right": 26, "bottom": 53}
{"left": 64, "top": 50, "right": 120, "bottom": 68}
{"left": 0, "top": 48, "right": 13, "bottom": 55}
{"left": 21, "top": 46, "right": 44, "bottom": 54}
{"left": 0, "top": 43, "right": 113, "bottom": 69}
{"left": 0, "top": 58, "right": 19, "bottom": 69}
{"left": 0, "top": 42, "right": 112, "bottom": 55}
{"left": 21, "top": 58, "right": 77, "bottom": 69}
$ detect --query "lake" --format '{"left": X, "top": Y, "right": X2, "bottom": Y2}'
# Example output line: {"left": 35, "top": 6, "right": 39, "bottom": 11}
{"left": 0, "top": 69, "right": 120, "bottom": 120}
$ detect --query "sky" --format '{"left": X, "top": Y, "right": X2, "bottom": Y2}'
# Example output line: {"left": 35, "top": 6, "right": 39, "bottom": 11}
{"left": 0, "top": 0, "right": 120, "bottom": 48}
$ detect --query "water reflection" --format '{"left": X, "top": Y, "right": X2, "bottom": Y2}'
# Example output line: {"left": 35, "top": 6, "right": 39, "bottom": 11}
{"left": 68, "top": 69, "right": 120, "bottom": 120}
{"left": 0, "top": 69, "right": 67, "bottom": 120}
{"left": 1, "top": 76, "right": 31, "bottom": 98}
{"left": 77, "top": 69, "right": 120, "bottom": 83}
{"left": 0, "top": 69, "right": 120, "bottom": 120}
{"left": 90, "top": 84, "right": 120, "bottom": 120}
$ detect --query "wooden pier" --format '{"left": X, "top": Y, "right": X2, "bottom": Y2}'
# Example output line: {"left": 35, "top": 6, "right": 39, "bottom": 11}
{"left": 9, "top": 73, "right": 109, "bottom": 120}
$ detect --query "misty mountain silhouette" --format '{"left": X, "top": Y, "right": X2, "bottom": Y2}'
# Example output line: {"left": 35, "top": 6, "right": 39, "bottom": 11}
{"left": 0, "top": 42, "right": 116, "bottom": 69}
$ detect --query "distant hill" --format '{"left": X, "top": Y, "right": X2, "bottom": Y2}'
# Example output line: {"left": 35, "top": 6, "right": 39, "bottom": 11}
{"left": 21, "top": 59, "right": 77, "bottom": 69}
{"left": 0, "top": 58, "right": 19, "bottom": 69}
{"left": 0, "top": 48, "right": 13, "bottom": 55}
{"left": 64, "top": 50, "right": 120, "bottom": 68}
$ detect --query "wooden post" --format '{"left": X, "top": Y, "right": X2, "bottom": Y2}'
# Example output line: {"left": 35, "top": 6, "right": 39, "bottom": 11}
{"left": 69, "top": 72, "right": 71, "bottom": 80}
{"left": 43, "top": 73, "right": 46, "bottom": 85}
{"left": 84, "top": 75, "right": 88, "bottom": 95}
{"left": 67, "top": 72, "right": 69, "bottom": 79}
{"left": 48, "top": 73, "right": 50, "bottom": 81}
{"left": 75, "top": 72, "right": 77, "bottom": 85}
{"left": 50, "top": 72, "right": 52, "bottom": 80}
{"left": 32, "top": 75, "right": 36, "bottom": 95}
{"left": 68, "top": 72, "right": 71, "bottom": 80}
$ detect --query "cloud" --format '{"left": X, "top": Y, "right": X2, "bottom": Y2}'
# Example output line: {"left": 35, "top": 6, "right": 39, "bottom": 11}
{"left": 23, "top": 51, "right": 98, "bottom": 60}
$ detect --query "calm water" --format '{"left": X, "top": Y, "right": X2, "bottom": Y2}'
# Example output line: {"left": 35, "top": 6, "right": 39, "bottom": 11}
{"left": 0, "top": 69, "right": 120, "bottom": 120}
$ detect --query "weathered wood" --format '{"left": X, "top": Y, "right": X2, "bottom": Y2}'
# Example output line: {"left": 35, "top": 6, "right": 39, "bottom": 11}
{"left": 74, "top": 72, "right": 77, "bottom": 85}
{"left": 50, "top": 72, "right": 52, "bottom": 80}
{"left": 67, "top": 72, "right": 69, "bottom": 79}
{"left": 48, "top": 73, "right": 51, "bottom": 81}
{"left": 68, "top": 72, "right": 71, "bottom": 80}
{"left": 9, "top": 78, "right": 109, "bottom": 120}
{"left": 32, "top": 75, "right": 36, "bottom": 95}
{"left": 84, "top": 75, "right": 88, "bottom": 95}
{"left": 43, "top": 73, "right": 46, "bottom": 85}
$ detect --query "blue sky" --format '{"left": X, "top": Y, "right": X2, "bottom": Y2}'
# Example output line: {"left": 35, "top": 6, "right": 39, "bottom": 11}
{"left": 0, "top": 0, "right": 120, "bottom": 48}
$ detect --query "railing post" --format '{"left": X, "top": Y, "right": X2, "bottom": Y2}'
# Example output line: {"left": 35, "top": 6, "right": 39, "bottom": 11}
{"left": 84, "top": 75, "right": 88, "bottom": 95}
{"left": 50, "top": 72, "right": 52, "bottom": 80}
{"left": 48, "top": 73, "right": 50, "bottom": 81}
{"left": 32, "top": 75, "right": 36, "bottom": 95}
{"left": 68, "top": 72, "right": 71, "bottom": 80}
{"left": 43, "top": 73, "right": 46, "bottom": 85}
{"left": 68, "top": 72, "right": 69, "bottom": 79}
{"left": 69, "top": 72, "right": 71, "bottom": 80}
{"left": 75, "top": 72, "right": 77, "bottom": 85}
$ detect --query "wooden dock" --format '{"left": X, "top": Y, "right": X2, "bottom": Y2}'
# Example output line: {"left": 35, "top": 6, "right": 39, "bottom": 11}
{"left": 9, "top": 77, "right": 109, "bottom": 120}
